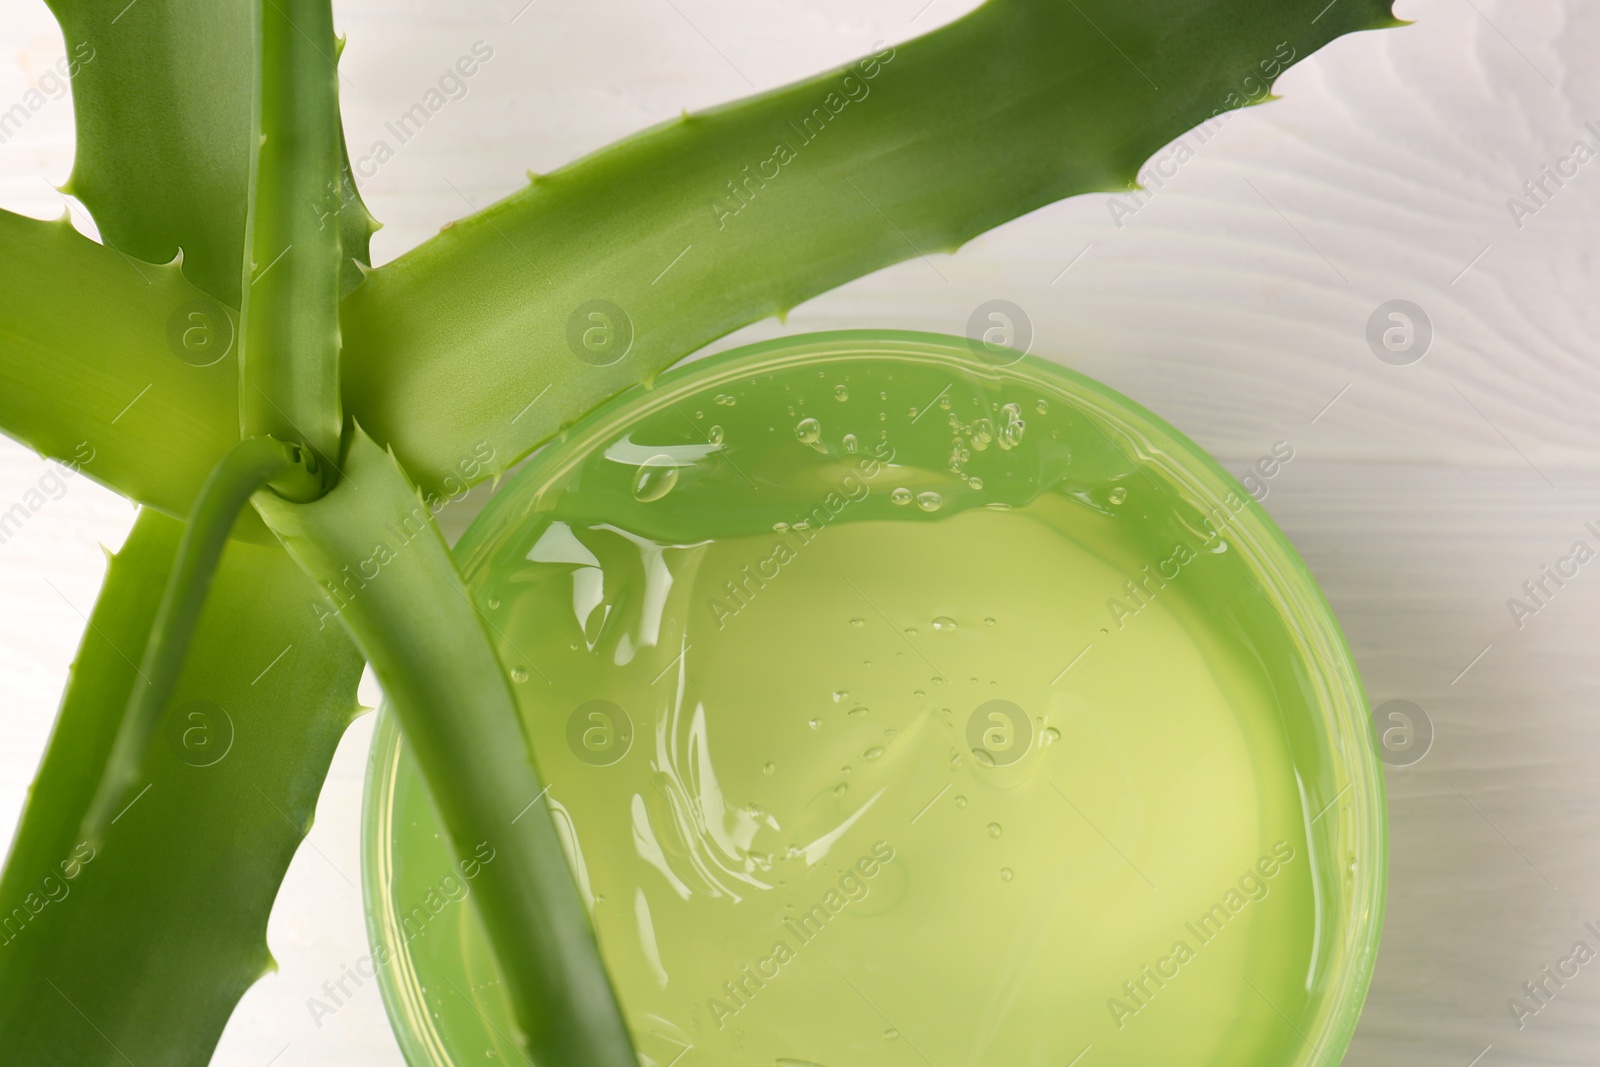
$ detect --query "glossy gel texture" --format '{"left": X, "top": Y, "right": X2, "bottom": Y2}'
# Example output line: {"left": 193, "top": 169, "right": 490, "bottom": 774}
{"left": 364, "top": 332, "right": 1384, "bottom": 1067}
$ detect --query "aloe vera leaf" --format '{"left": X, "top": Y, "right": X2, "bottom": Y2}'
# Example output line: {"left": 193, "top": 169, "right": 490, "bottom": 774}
{"left": 45, "top": 0, "right": 376, "bottom": 305}
{"left": 341, "top": 0, "right": 1401, "bottom": 492}
{"left": 0, "top": 508, "right": 364, "bottom": 1066}
{"left": 240, "top": 0, "right": 345, "bottom": 465}
{"left": 83, "top": 436, "right": 315, "bottom": 843}
{"left": 0, "top": 209, "right": 245, "bottom": 525}
{"left": 255, "top": 428, "right": 636, "bottom": 1067}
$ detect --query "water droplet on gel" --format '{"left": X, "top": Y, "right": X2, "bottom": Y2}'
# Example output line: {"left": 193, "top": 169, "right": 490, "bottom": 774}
{"left": 849, "top": 617, "right": 865, "bottom": 627}
{"left": 834, "top": 783, "right": 849, "bottom": 797}
{"left": 486, "top": 596, "right": 501, "bottom": 609}
{"left": 967, "top": 476, "right": 984, "bottom": 489}
{"left": 773, "top": 521, "right": 789, "bottom": 531}
{"left": 1000, "top": 867, "right": 1014, "bottom": 882}
{"left": 716, "top": 392, "right": 737, "bottom": 406}
{"left": 912, "top": 689, "right": 925, "bottom": 699}
{"left": 1036, "top": 398, "right": 1049, "bottom": 414}
{"left": 834, "top": 384, "right": 849, "bottom": 401}
{"left": 988, "top": 822, "right": 1003, "bottom": 838}
{"left": 764, "top": 762, "right": 776, "bottom": 776}
{"left": 1109, "top": 486, "right": 1128, "bottom": 505}
{"left": 984, "top": 617, "right": 996, "bottom": 626}
{"left": 842, "top": 433, "right": 858, "bottom": 452}
{"left": 954, "top": 795, "right": 968, "bottom": 808}
{"left": 849, "top": 705, "right": 868, "bottom": 718}
{"left": 864, "top": 746, "right": 885, "bottom": 761}
{"left": 795, "top": 417, "right": 821, "bottom": 444}
{"left": 631, "top": 455, "right": 679, "bottom": 502}
{"left": 916, "top": 491, "right": 943, "bottom": 512}
{"left": 884, "top": 1028, "right": 900, "bottom": 1040}
{"left": 891, "top": 487, "right": 912, "bottom": 506}
{"left": 932, "top": 616, "right": 957, "bottom": 631}
{"left": 998, "top": 403, "right": 1026, "bottom": 450}
{"left": 1044, "top": 727, "right": 1061, "bottom": 744}
{"left": 708, "top": 424, "right": 724, "bottom": 445}
{"left": 510, "top": 667, "right": 529, "bottom": 683}
{"left": 808, "top": 718, "right": 821, "bottom": 730}
{"left": 904, "top": 627, "right": 918, "bottom": 637}
{"left": 970, "top": 418, "right": 994, "bottom": 450}
{"left": 833, "top": 690, "right": 848, "bottom": 702}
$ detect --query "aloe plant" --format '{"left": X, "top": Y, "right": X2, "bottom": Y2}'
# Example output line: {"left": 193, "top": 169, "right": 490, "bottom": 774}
{"left": 0, "top": 0, "right": 1400, "bottom": 1062}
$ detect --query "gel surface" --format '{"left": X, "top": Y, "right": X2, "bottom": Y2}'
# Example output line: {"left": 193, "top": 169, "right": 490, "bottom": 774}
{"left": 370, "top": 341, "right": 1369, "bottom": 1067}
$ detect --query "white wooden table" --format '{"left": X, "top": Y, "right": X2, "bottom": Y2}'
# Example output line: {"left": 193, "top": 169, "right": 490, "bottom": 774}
{"left": 3, "top": 0, "right": 1596, "bottom": 1062}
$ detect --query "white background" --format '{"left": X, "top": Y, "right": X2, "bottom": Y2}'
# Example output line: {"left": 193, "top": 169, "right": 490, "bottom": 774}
{"left": 4, "top": 0, "right": 1600, "bottom": 1063}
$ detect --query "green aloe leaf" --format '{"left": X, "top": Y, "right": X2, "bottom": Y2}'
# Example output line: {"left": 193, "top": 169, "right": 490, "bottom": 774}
{"left": 256, "top": 428, "right": 635, "bottom": 1065}
{"left": 0, "top": 509, "right": 363, "bottom": 1066}
{"left": 0, "top": 209, "right": 241, "bottom": 526}
{"left": 240, "top": 0, "right": 347, "bottom": 471}
{"left": 341, "top": 0, "right": 1401, "bottom": 492}
{"left": 47, "top": 0, "right": 375, "bottom": 304}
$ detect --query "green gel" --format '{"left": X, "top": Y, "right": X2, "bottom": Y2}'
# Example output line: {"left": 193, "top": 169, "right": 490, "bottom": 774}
{"left": 365, "top": 332, "right": 1384, "bottom": 1067}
